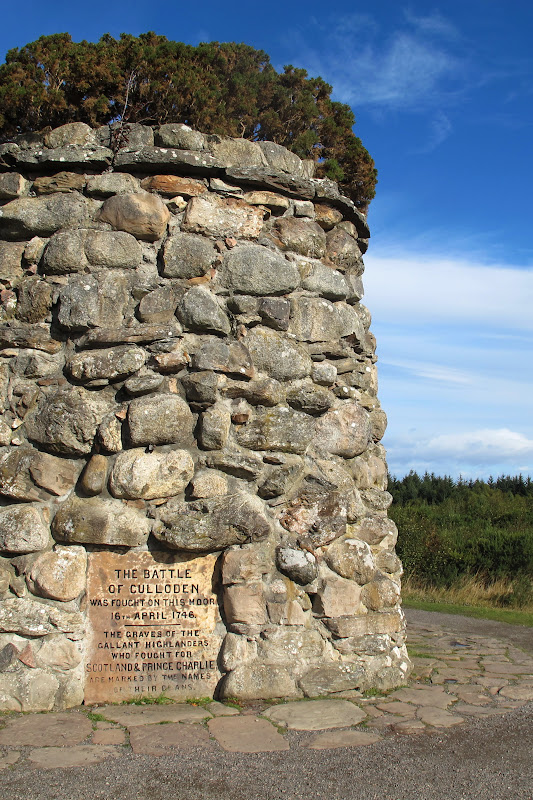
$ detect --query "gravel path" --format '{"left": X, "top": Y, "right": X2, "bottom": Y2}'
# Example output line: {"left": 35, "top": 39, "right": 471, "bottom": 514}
{"left": 1, "top": 609, "right": 532, "bottom": 800}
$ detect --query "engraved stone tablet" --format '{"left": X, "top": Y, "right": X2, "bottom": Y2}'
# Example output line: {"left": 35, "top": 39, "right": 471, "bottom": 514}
{"left": 85, "top": 551, "right": 222, "bottom": 703}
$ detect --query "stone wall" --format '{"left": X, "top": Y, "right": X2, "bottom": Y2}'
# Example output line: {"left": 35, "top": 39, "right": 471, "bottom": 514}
{"left": 0, "top": 121, "right": 410, "bottom": 711}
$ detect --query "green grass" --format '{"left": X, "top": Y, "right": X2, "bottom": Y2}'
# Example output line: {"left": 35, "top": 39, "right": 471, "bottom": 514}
{"left": 124, "top": 693, "right": 173, "bottom": 705}
{"left": 403, "top": 597, "right": 533, "bottom": 627}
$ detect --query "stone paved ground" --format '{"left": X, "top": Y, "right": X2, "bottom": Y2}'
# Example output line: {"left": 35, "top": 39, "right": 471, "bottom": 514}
{"left": 1, "top": 614, "right": 532, "bottom": 771}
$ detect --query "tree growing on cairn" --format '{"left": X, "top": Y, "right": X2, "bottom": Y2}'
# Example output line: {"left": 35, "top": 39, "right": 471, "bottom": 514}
{"left": 0, "top": 32, "right": 377, "bottom": 210}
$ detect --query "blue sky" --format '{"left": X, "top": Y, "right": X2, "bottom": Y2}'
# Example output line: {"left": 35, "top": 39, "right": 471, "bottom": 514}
{"left": 1, "top": 1, "right": 532, "bottom": 479}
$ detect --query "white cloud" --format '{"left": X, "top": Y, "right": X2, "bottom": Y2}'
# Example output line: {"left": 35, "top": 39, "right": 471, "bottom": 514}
{"left": 427, "top": 428, "right": 533, "bottom": 460}
{"left": 363, "top": 254, "right": 533, "bottom": 331}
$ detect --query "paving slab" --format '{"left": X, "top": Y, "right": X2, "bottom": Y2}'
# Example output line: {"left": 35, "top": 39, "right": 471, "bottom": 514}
{"left": 129, "top": 722, "right": 213, "bottom": 755}
{"left": 0, "top": 751, "right": 20, "bottom": 769}
{"left": 388, "top": 686, "right": 457, "bottom": 709}
{"left": 453, "top": 688, "right": 491, "bottom": 705}
{"left": 391, "top": 719, "right": 427, "bottom": 734}
{"left": 499, "top": 685, "right": 533, "bottom": 701}
{"left": 206, "top": 701, "right": 241, "bottom": 716}
{"left": 262, "top": 699, "right": 366, "bottom": 730}
{"left": 483, "top": 663, "right": 533, "bottom": 675}
{"left": 94, "top": 703, "right": 211, "bottom": 727}
{"left": 416, "top": 706, "right": 464, "bottom": 728}
{"left": 92, "top": 728, "right": 127, "bottom": 745}
{"left": 306, "top": 729, "right": 381, "bottom": 749}
{"left": 207, "top": 716, "right": 289, "bottom": 752}
{"left": 27, "top": 745, "right": 119, "bottom": 769}
{"left": 0, "top": 712, "right": 92, "bottom": 747}
{"left": 376, "top": 701, "right": 416, "bottom": 716}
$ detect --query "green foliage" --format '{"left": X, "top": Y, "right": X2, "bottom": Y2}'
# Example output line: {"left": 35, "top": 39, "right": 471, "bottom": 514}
{"left": 390, "top": 471, "right": 533, "bottom": 607}
{"left": 0, "top": 32, "right": 377, "bottom": 209}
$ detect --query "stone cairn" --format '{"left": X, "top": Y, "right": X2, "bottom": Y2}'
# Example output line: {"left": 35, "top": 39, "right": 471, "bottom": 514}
{"left": 0, "top": 121, "right": 411, "bottom": 711}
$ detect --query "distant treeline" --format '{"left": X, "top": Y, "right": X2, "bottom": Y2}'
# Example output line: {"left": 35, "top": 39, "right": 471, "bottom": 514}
{"left": 389, "top": 471, "right": 533, "bottom": 608}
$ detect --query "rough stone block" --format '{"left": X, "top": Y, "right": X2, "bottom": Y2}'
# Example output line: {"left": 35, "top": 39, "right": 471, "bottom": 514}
{"left": 182, "top": 194, "right": 264, "bottom": 239}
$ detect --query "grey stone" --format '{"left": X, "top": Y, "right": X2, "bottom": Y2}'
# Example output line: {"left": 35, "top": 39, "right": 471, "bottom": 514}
{"left": 98, "top": 192, "right": 170, "bottom": 241}
{"left": 109, "top": 448, "right": 194, "bottom": 499}
{"left": 264, "top": 699, "right": 366, "bottom": 730}
{"left": 161, "top": 231, "right": 216, "bottom": 279}
{"left": 370, "top": 407, "right": 388, "bottom": 441}
{"left": 78, "top": 323, "right": 181, "bottom": 348}
{"left": 286, "top": 379, "right": 335, "bottom": 415}
{"left": 0, "top": 241, "right": 24, "bottom": 283}
{"left": 0, "top": 505, "right": 50, "bottom": 554}
{"left": 182, "top": 194, "right": 264, "bottom": 239}
{"left": 15, "top": 146, "right": 112, "bottom": 170}
{"left": 243, "top": 190, "right": 290, "bottom": 212}
{"left": 276, "top": 546, "right": 318, "bottom": 585}
{"left": 138, "top": 286, "right": 178, "bottom": 323}
{"left": 314, "top": 402, "right": 371, "bottom": 458}
{"left": 97, "top": 413, "right": 123, "bottom": 454}
{"left": 199, "top": 403, "right": 232, "bottom": 449}
{"left": 181, "top": 370, "right": 219, "bottom": 406}
{"left": 208, "top": 137, "right": 267, "bottom": 167}
{"left": 324, "top": 610, "right": 405, "bottom": 638}
{"left": 0, "top": 446, "right": 43, "bottom": 502}
{"left": 0, "top": 172, "right": 30, "bottom": 200}
{"left": 28, "top": 546, "right": 87, "bottom": 601}
{"left": 177, "top": 286, "right": 231, "bottom": 335}
{"left": 84, "top": 230, "right": 142, "bottom": 268}
{"left": 113, "top": 146, "right": 220, "bottom": 172}
{"left": 219, "top": 665, "right": 300, "bottom": 701}
{"left": 45, "top": 123, "right": 96, "bottom": 148}
{"left": 311, "top": 361, "right": 338, "bottom": 386}
{"left": 0, "top": 323, "right": 61, "bottom": 354}
{"left": 79, "top": 454, "right": 108, "bottom": 495}
{"left": 362, "top": 577, "right": 401, "bottom": 610}
{"left": 257, "top": 140, "right": 307, "bottom": 175}
{"left": 67, "top": 346, "right": 145, "bottom": 383}
{"left": 26, "top": 387, "right": 113, "bottom": 456}
{"left": 298, "top": 257, "right": 349, "bottom": 299}
{"left": 314, "top": 572, "right": 362, "bottom": 617}
{"left": 15, "top": 278, "right": 53, "bottom": 324}
{"left": 258, "top": 296, "right": 291, "bottom": 330}
{"left": 0, "top": 670, "right": 60, "bottom": 713}
{"left": 153, "top": 494, "right": 271, "bottom": 552}
{"left": 124, "top": 372, "right": 164, "bottom": 396}
{"left": 221, "top": 377, "right": 283, "bottom": 406}
{"left": 274, "top": 217, "right": 326, "bottom": 258}
{"left": 127, "top": 393, "right": 194, "bottom": 447}
{"left": 193, "top": 338, "right": 254, "bottom": 378}
{"left": 313, "top": 204, "right": 343, "bottom": 230}
{"left": 42, "top": 229, "right": 88, "bottom": 273}
{"left": 352, "top": 516, "right": 398, "bottom": 546}
{"left": 220, "top": 244, "right": 300, "bottom": 295}
{"left": 188, "top": 469, "right": 230, "bottom": 499}
{"left": 156, "top": 123, "right": 207, "bottom": 150}
{"left": 258, "top": 455, "right": 304, "bottom": 499}
{"left": 0, "top": 597, "right": 84, "bottom": 637}
{"left": 289, "top": 296, "right": 366, "bottom": 343}
{"left": 97, "top": 122, "right": 154, "bottom": 150}
{"left": 31, "top": 452, "right": 80, "bottom": 497}
{"left": 375, "top": 550, "right": 402, "bottom": 574}
{"left": 52, "top": 494, "right": 150, "bottom": 546}
{"left": 245, "top": 326, "right": 312, "bottom": 381}
{"left": 204, "top": 446, "right": 264, "bottom": 480}
{"left": 235, "top": 406, "right": 315, "bottom": 454}
{"left": 224, "top": 582, "right": 268, "bottom": 625}
{"left": 0, "top": 194, "right": 89, "bottom": 239}
{"left": 11, "top": 350, "right": 63, "bottom": 380}
{"left": 325, "top": 536, "right": 376, "bottom": 584}
{"left": 86, "top": 172, "right": 140, "bottom": 196}
{"left": 299, "top": 664, "right": 366, "bottom": 696}
{"left": 28, "top": 745, "right": 119, "bottom": 768}
{"left": 326, "top": 227, "right": 363, "bottom": 272}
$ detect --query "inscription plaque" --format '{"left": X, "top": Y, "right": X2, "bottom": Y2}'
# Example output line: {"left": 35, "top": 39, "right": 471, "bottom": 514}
{"left": 85, "top": 551, "right": 222, "bottom": 703}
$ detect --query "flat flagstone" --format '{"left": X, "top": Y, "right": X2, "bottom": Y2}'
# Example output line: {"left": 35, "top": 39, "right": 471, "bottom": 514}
{"left": 0, "top": 713, "right": 92, "bottom": 747}
{"left": 306, "top": 729, "right": 381, "bottom": 749}
{"left": 94, "top": 703, "right": 211, "bottom": 727}
{"left": 483, "top": 663, "right": 533, "bottom": 675}
{"left": 206, "top": 701, "right": 241, "bottom": 716}
{"left": 416, "top": 706, "right": 464, "bottom": 728}
{"left": 262, "top": 699, "right": 366, "bottom": 731}
{"left": 499, "top": 685, "right": 533, "bottom": 701}
{"left": 376, "top": 701, "right": 416, "bottom": 716}
{"left": 392, "top": 719, "right": 427, "bottom": 734}
{"left": 92, "top": 728, "right": 126, "bottom": 745}
{"left": 27, "top": 745, "right": 119, "bottom": 769}
{"left": 388, "top": 686, "right": 456, "bottom": 709}
{"left": 129, "top": 722, "right": 212, "bottom": 755}
{"left": 207, "top": 716, "right": 289, "bottom": 752}
{"left": 0, "top": 751, "right": 20, "bottom": 769}
{"left": 453, "top": 689, "right": 491, "bottom": 705}
{"left": 452, "top": 703, "right": 509, "bottom": 717}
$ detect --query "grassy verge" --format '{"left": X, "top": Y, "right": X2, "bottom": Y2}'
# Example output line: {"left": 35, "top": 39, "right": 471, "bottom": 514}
{"left": 403, "top": 597, "right": 533, "bottom": 627}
